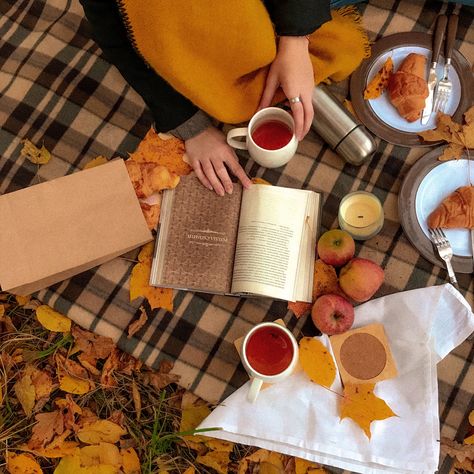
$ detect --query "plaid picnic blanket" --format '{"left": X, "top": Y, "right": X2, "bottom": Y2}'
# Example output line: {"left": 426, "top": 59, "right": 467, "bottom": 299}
{"left": 0, "top": 1, "right": 473, "bottom": 471}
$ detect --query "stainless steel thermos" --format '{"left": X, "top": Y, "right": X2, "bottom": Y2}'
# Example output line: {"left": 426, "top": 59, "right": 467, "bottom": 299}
{"left": 312, "top": 85, "right": 376, "bottom": 166}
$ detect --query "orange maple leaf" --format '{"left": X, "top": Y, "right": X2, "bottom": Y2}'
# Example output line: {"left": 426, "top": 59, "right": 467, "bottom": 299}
{"left": 129, "top": 127, "right": 192, "bottom": 176}
{"left": 130, "top": 242, "right": 173, "bottom": 312}
{"left": 340, "top": 383, "right": 396, "bottom": 438}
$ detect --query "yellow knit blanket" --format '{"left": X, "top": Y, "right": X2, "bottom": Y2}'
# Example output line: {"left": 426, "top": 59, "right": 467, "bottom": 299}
{"left": 118, "top": 1, "right": 370, "bottom": 123}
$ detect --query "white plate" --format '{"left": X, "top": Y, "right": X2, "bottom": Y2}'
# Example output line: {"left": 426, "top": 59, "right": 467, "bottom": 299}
{"left": 415, "top": 159, "right": 474, "bottom": 257}
{"left": 366, "top": 46, "right": 461, "bottom": 133}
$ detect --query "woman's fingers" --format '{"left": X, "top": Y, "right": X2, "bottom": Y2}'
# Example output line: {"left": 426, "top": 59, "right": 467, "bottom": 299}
{"left": 258, "top": 71, "right": 279, "bottom": 110}
{"left": 302, "top": 92, "right": 314, "bottom": 137}
{"left": 201, "top": 159, "right": 225, "bottom": 196}
{"left": 225, "top": 153, "right": 252, "bottom": 189}
{"left": 191, "top": 160, "right": 213, "bottom": 191}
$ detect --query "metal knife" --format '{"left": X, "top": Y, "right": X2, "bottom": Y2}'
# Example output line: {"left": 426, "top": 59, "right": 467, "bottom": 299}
{"left": 421, "top": 14, "right": 448, "bottom": 124}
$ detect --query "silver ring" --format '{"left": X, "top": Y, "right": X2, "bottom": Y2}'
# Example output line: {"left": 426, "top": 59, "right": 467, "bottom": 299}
{"left": 289, "top": 96, "right": 301, "bottom": 104}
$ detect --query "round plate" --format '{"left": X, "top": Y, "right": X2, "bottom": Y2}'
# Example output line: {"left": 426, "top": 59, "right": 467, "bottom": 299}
{"left": 350, "top": 32, "right": 474, "bottom": 147}
{"left": 399, "top": 147, "right": 474, "bottom": 273}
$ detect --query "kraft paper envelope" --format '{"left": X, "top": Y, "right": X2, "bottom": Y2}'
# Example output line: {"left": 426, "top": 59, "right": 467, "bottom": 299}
{"left": 0, "top": 159, "right": 152, "bottom": 295}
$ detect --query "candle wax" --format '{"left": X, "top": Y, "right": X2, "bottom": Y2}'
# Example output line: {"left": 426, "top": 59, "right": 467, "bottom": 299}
{"left": 338, "top": 191, "right": 384, "bottom": 240}
{"left": 343, "top": 198, "right": 380, "bottom": 228}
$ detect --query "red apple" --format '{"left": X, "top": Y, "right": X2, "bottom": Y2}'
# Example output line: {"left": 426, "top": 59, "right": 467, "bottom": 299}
{"left": 317, "top": 229, "right": 355, "bottom": 267}
{"left": 311, "top": 294, "right": 354, "bottom": 335}
{"left": 339, "top": 257, "right": 384, "bottom": 303}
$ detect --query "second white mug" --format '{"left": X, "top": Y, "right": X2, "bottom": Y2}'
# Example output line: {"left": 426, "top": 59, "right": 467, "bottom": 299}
{"left": 226, "top": 107, "right": 298, "bottom": 168}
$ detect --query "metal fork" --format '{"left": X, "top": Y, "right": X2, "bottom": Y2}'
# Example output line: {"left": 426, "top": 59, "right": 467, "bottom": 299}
{"left": 429, "top": 228, "right": 458, "bottom": 286}
{"left": 433, "top": 10, "right": 459, "bottom": 113}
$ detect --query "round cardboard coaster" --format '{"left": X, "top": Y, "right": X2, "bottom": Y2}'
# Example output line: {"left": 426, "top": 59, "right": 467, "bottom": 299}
{"left": 350, "top": 32, "right": 474, "bottom": 147}
{"left": 339, "top": 333, "right": 387, "bottom": 380}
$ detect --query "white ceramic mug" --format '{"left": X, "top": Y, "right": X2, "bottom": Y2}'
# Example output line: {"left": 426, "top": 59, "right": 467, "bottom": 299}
{"left": 226, "top": 107, "right": 298, "bottom": 168}
{"left": 241, "top": 322, "right": 299, "bottom": 403}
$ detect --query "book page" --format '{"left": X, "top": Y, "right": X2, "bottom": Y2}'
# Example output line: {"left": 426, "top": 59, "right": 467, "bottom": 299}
{"left": 150, "top": 174, "right": 242, "bottom": 294}
{"left": 293, "top": 193, "right": 320, "bottom": 302}
{"left": 230, "top": 185, "right": 309, "bottom": 301}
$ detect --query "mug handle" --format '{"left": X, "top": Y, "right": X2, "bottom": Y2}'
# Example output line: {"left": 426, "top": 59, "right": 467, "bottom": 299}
{"left": 247, "top": 377, "right": 263, "bottom": 403}
{"left": 227, "top": 127, "right": 249, "bottom": 150}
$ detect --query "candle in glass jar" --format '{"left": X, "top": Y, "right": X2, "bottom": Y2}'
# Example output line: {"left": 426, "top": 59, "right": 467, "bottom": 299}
{"left": 338, "top": 191, "right": 384, "bottom": 240}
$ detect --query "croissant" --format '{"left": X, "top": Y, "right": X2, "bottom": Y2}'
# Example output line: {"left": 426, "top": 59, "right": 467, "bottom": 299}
{"left": 428, "top": 186, "right": 474, "bottom": 229}
{"left": 388, "top": 53, "right": 429, "bottom": 122}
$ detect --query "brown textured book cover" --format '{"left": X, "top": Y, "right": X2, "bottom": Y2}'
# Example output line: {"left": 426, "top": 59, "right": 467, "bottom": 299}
{"left": 158, "top": 174, "right": 242, "bottom": 293}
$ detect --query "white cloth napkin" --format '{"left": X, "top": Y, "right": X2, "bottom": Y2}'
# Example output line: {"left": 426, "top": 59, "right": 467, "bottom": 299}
{"left": 198, "top": 284, "right": 474, "bottom": 474}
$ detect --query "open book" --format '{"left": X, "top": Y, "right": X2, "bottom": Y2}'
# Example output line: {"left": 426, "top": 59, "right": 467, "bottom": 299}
{"left": 150, "top": 174, "right": 321, "bottom": 302}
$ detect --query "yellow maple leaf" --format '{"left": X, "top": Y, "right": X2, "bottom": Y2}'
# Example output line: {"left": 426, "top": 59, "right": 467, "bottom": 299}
{"left": 196, "top": 450, "right": 230, "bottom": 474}
{"left": 340, "top": 383, "right": 396, "bottom": 438}
{"left": 83, "top": 156, "right": 108, "bottom": 170}
{"left": 58, "top": 374, "right": 92, "bottom": 395}
{"left": 299, "top": 337, "right": 336, "bottom": 388}
{"left": 21, "top": 139, "right": 51, "bottom": 165}
{"left": 36, "top": 305, "right": 71, "bottom": 333}
{"left": 364, "top": 57, "right": 393, "bottom": 100}
{"left": 77, "top": 420, "right": 126, "bottom": 444}
{"left": 7, "top": 452, "right": 43, "bottom": 474}
{"left": 121, "top": 447, "right": 141, "bottom": 474}
{"left": 130, "top": 243, "right": 173, "bottom": 311}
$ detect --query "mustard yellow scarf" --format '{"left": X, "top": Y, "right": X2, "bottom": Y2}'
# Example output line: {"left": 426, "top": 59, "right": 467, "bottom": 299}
{"left": 118, "top": 1, "right": 370, "bottom": 123}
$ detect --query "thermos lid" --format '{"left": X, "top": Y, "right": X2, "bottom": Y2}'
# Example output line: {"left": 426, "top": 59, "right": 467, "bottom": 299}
{"left": 335, "top": 125, "right": 377, "bottom": 166}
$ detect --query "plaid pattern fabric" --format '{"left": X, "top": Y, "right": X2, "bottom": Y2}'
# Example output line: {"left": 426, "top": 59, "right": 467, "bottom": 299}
{"left": 0, "top": 1, "right": 473, "bottom": 471}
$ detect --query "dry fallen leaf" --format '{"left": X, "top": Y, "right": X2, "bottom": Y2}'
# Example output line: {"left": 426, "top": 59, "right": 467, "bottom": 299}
{"left": 55, "top": 395, "right": 82, "bottom": 431}
{"left": 131, "top": 380, "right": 142, "bottom": 421}
{"left": 295, "top": 457, "right": 326, "bottom": 473}
{"left": 441, "top": 437, "right": 474, "bottom": 463}
{"left": 127, "top": 309, "right": 148, "bottom": 339}
{"left": 312, "top": 259, "right": 340, "bottom": 301}
{"left": 364, "top": 57, "right": 393, "bottom": 100}
{"left": 27, "top": 410, "right": 64, "bottom": 450}
{"left": 251, "top": 177, "right": 271, "bottom": 185}
{"left": 238, "top": 449, "right": 285, "bottom": 474}
{"left": 130, "top": 242, "right": 174, "bottom": 311}
{"left": 121, "top": 447, "right": 141, "bottom": 474}
{"left": 419, "top": 106, "right": 474, "bottom": 160}
{"left": 54, "top": 451, "right": 118, "bottom": 474}
{"left": 195, "top": 450, "right": 230, "bottom": 474}
{"left": 125, "top": 160, "right": 180, "bottom": 199}
{"left": 299, "top": 337, "right": 336, "bottom": 388}
{"left": 55, "top": 354, "right": 94, "bottom": 395}
{"left": 139, "top": 201, "right": 161, "bottom": 231}
{"left": 128, "top": 127, "right": 192, "bottom": 176}
{"left": 71, "top": 326, "right": 115, "bottom": 367}
{"left": 20, "top": 139, "right": 51, "bottom": 165}
{"left": 35, "top": 305, "right": 71, "bottom": 333}
{"left": 343, "top": 99, "right": 356, "bottom": 117}
{"left": 100, "top": 348, "right": 120, "bottom": 388}
{"left": 80, "top": 442, "right": 122, "bottom": 467}
{"left": 77, "top": 419, "right": 126, "bottom": 444}
{"left": 13, "top": 366, "right": 36, "bottom": 417}
{"left": 287, "top": 301, "right": 313, "bottom": 318}
{"left": 6, "top": 452, "right": 43, "bottom": 474}
{"left": 83, "top": 156, "right": 108, "bottom": 169}
{"left": 340, "top": 383, "right": 396, "bottom": 438}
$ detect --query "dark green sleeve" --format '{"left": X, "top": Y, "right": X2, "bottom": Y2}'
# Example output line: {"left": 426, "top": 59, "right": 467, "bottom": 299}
{"left": 263, "top": 0, "right": 331, "bottom": 36}
{"left": 79, "top": 0, "right": 200, "bottom": 132}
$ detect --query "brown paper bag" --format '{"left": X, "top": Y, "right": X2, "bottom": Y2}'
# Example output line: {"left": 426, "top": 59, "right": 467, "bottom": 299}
{"left": 0, "top": 159, "right": 152, "bottom": 295}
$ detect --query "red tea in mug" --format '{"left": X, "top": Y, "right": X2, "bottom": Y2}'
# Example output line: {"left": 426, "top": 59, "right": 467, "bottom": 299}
{"left": 245, "top": 326, "right": 294, "bottom": 376}
{"left": 251, "top": 120, "right": 293, "bottom": 150}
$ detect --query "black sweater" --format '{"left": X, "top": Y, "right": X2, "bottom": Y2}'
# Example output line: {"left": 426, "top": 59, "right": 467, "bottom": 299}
{"left": 79, "top": 0, "right": 331, "bottom": 133}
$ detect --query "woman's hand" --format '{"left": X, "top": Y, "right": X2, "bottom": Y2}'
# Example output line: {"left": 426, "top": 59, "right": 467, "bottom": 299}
{"left": 185, "top": 126, "right": 252, "bottom": 196}
{"left": 258, "top": 35, "right": 315, "bottom": 140}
